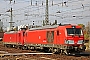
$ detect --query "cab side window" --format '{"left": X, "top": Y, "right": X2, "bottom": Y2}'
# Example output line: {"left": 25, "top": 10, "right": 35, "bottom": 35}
{"left": 57, "top": 30, "right": 59, "bottom": 36}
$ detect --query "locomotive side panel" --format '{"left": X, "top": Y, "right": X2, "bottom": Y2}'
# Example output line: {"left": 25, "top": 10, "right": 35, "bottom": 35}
{"left": 25, "top": 30, "right": 47, "bottom": 44}
{"left": 38, "top": 30, "right": 47, "bottom": 44}
{"left": 26, "top": 31, "right": 40, "bottom": 44}
{"left": 3, "top": 33, "right": 8, "bottom": 43}
{"left": 25, "top": 29, "right": 57, "bottom": 45}
{"left": 60, "top": 27, "right": 66, "bottom": 45}
{"left": 3, "top": 32, "right": 18, "bottom": 44}
{"left": 56, "top": 26, "right": 66, "bottom": 45}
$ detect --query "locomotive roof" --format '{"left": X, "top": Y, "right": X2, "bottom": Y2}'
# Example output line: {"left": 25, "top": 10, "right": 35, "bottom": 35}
{"left": 5, "top": 31, "right": 18, "bottom": 34}
{"left": 29, "top": 25, "right": 59, "bottom": 30}
{"left": 29, "top": 24, "right": 78, "bottom": 30}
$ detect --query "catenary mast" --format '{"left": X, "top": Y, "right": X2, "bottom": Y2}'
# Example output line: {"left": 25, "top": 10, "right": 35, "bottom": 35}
{"left": 45, "top": 0, "right": 49, "bottom": 25}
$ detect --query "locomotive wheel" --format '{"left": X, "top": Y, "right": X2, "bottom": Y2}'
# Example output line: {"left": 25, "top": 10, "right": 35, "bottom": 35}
{"left": 22, "top": 46, "right": 25, "bottom": 50}
{"left": 30, "top": 46, "right": 35, "bottom": 51}
{"left": 43, "top": 47, "right": 50, "bottom": 53}
{"left": 48, "top": 48, "right": 52, "bottom": 53}
{"left": 52, "top": 49, "right": 57, "bottom": 54}
{"left": 63, "top": 50, "right": 69, "bottom": 55}
{"left": 59, "top": 49, "right": 70, "bottom": 55}
{"left": 14, "top": 45, "right": 18, "bottom": 49}
{"left": 51, "top": 48, "right": 60, "bottom": 54}
{"left": 60, "top": 50, "right": 67, "bottom": 55}
{"left": 22, "top": 46, "right": 28, "bottom": 50}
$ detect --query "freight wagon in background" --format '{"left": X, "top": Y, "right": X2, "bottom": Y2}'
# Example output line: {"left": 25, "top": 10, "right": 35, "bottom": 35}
{"left": 3, "top": 24, "right": 86, "bottom": 54}
{"left": 0, "top": 32, "right": 4, "bottom": 41}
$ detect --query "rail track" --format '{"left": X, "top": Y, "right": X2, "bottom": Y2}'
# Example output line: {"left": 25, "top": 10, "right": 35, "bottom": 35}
{"left": 0, "top": 53, "right": 90, "bottom": 60}
{"left": 0, "top": 41, "right": 90, "bottom": 60}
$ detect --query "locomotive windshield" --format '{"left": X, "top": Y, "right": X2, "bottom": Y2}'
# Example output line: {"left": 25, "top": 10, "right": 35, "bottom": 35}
{"left": 66, "top": 28, "right": 83, "bottom": 35}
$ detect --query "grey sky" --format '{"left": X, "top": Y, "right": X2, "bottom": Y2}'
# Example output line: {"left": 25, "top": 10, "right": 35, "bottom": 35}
{"left": 0, "top": 0, "right": 90, "bottom": 29}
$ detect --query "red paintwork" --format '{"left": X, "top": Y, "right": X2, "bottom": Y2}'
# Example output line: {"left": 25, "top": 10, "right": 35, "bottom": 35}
{"left": 3, "top": 24, "right": 84, "bottom": 46}
{"left": 3, "top": 32, "right": 18, "bottom": 44}
{"left": 25, "top": 30, "right": 47, "bottom": 44}
{"left": 24, "top": 25, "right": 84, "bottom": 45}
{"left": 3, "top": 30, "right": 25, "bottom": 45}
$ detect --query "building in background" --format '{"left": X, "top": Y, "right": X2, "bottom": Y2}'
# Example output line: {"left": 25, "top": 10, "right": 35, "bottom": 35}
{"left": 0, "top": 20, "right": 3, "bottom": 32}
{"left": 0, "top": 20, "right": 3, "bottom": 40}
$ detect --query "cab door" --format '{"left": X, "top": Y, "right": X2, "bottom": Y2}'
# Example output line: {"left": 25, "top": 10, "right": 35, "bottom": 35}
{"left": 17, "top": 32, "right": 21, "bottom": 45}
{"left": 18, "top": 31, "right": 24, "bottom": 45}
{"left": 47, "top": 31, "right": 54, "bottom": 44}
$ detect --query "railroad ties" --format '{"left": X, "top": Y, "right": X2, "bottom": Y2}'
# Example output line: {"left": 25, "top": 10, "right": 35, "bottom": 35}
{"left": 0, "top": 51, "right": 90, "bottom": 60}
{"left": 0, "top": 52, "right": 53, "bottom": 57}
{"left": 0, "top": 52, "right": 53, "bottom": 60}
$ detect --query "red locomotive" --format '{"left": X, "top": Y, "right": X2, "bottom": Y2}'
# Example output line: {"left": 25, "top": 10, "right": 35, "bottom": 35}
{"left": 3, "top": 24, "right": 86, "bottom": 54}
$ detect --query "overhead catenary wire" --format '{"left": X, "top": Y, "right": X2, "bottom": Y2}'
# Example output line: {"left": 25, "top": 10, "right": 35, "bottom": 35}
{"left": 1, "top": 0, "right": 90, "bottom": 27}
{"left": 13, "top": 3, "right": 88, "bottom": 17}
{"left": 2, "top": 0, "right": 88, "bottom": 13}
{"left": 2, "top": 0, "right": 89, "bottom": 15}
{"left": 13, "top": 0, "right": 90, "bottom": 14}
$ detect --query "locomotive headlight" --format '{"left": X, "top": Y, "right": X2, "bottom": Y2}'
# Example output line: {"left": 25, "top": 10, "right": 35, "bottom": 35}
{"left": 65, "top": 40, "right": 74, "bottom": 44}
{"left": 77, "top": 40, "right": 84, "bottom": 44}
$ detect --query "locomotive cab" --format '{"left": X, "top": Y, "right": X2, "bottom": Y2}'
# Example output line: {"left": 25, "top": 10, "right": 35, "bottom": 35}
{"left": 65, "top": 25, "right": 86, "bottom": 53}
